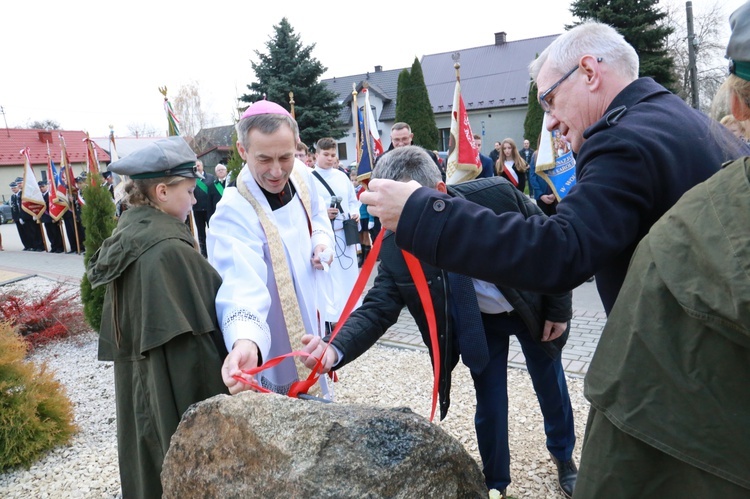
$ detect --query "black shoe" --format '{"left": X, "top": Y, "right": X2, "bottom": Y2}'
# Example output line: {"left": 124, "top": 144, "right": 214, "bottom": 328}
{"left": 66, "top": 250, "right": 77, "bottom": 254}
{"left": 550, "top": 454, "right": 577, "bottom": 498}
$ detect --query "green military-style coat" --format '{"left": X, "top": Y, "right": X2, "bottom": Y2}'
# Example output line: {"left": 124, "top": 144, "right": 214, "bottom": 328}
{"left": 88, "top": 206, "right": 228, "bottom": 499}
{"left": 582, "top": 158, "right": 750, "bottom": 493}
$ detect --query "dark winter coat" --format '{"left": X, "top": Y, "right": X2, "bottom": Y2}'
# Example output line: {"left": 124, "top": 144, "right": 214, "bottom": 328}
{"left": 87, "top": 205, "right": 228, "bottom": 499}
{"left": 395, "top": 78, "right": 749, "bottom": 313}
{"left": 329, "top": 177, "right": 571, "bottom": 420}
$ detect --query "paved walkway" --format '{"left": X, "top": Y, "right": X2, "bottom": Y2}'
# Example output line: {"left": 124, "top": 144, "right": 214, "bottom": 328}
{"left": 377, "top": 301, "right": 605, "bottom": 378}
{"left": 0, "top": 223, "right": 606, "bottom": 377}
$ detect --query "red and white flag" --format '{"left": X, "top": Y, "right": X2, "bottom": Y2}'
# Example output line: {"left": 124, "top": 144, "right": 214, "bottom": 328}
{"left": 446, "top": 77, "right": 481, "bottom": 185}
{"left": 19, "top": 147, "right": 47, "bottom": 219}
{"left": 363, "top": 88, "right": 384, "bottom": 156}
{"left": 47, "top": 154, "right": 69, "bottom": 222}
{"left": 83, "top": 134, "right": 100, "bottom": 185}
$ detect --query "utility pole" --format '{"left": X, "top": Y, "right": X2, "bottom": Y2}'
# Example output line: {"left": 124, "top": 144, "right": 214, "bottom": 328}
{"left": 686, "top": 1, "right": 700, "bottom": 109}
{"left": 0, "top": 106, "right": 9, "bottom": 137}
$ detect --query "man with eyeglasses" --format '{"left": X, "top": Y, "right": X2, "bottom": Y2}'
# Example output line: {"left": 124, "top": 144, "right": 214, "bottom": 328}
{"left": 361, "top": 24, "right": 748, "bottom": 495}
{"left": 362, "top": 21, "right": 746, "bottom": 314}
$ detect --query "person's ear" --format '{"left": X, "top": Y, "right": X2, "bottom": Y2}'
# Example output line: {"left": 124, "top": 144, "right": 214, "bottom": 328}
{"left": 580, "top": 55, "right": 602, "bottom": 90}
{"left": 236, "top": 140, "right": 248, "bottom": 162}
{"left": 731, "top": 91, "right": 750, "bottom": 121}
{"left": 154, "top": 183, "right": 169, "bottom": 202}
{"left": 436, "top": 181, "right": 448, "bottom": 194}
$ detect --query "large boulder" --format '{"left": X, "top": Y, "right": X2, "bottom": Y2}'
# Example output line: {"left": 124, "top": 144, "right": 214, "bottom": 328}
{"left": 162, "top": 391, "right": 487, "bottom": 498}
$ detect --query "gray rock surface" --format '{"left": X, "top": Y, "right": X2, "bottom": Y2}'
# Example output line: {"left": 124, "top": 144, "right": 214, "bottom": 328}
{"left": 162, "top": 391, "right": 488, "bottom": 499}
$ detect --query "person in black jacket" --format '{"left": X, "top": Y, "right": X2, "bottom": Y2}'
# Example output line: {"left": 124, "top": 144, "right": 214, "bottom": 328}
{"left": 208, "top": 163, "right": 228, "bottom": 220}
{"left": 9, "top": 181, "right": 30, "bottom": 250}
{"left": 361, "top": 21, "right": 749, "bottom": 316}
{"left": 301, "top": 146, "right": 578, "bottom": 498}
{"left": 38, "top": 181, "right": 64, "bottom": 253}
{"left": 17, "top": 178, "right": 45, "bottom": 251}
{"left": 192, "top": 160, "right": 215, "bottom": 257}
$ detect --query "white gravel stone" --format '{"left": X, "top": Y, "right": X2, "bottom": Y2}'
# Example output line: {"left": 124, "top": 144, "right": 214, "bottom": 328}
{"left": 0, "top": 277, "right": 588, "bottom": 499}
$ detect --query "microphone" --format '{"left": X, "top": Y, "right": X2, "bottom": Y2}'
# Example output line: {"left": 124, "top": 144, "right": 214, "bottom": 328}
{"left": 330, "top": 195, "right": 342, "bottom": 208}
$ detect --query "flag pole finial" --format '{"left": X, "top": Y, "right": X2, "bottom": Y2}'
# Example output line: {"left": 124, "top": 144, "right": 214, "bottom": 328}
{"left": 158, "top": 86, "right": 168, "bottom": 99}
{"left": 289, "top": 91, "right": 295, "bottom": 119}
{"left": 452, "top": 52, "right": 462, "bottom": 81}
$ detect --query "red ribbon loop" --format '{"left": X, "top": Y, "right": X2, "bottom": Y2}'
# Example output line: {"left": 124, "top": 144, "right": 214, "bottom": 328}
{"left": 232, "top": 229, "right": 441, "bottom": 421}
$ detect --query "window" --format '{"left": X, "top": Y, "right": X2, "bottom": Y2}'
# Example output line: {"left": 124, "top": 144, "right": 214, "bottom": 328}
{"left": 438, "top": 128, "right": 451, "bottom": 152}
{"left": 337, "top": 143, "right": 347, "bottom": 161}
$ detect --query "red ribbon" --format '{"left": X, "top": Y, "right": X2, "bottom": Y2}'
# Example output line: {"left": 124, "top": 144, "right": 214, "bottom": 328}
{"left": 233, "top": 229, "right": 441, "bottom": 421}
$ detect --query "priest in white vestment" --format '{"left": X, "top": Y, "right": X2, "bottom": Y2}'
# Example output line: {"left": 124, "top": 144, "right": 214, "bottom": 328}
{"left": 311, "top": 137, "right": 362, "bottom": 329}
{"left": 207, "top": 101, "right": 334, "bottom": 397}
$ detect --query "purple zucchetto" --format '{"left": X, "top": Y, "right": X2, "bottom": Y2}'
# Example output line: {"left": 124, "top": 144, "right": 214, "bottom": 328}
{"left": 240, "top": 100, "right": 292, "bottom": 119}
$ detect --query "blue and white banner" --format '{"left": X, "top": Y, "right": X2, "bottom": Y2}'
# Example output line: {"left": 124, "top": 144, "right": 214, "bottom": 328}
{"left": 535, "top": 114, "right": 576, "bottom": 201}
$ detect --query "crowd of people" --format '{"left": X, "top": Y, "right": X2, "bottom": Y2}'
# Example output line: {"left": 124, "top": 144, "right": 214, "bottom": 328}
{"left": 54, "top": 6, "right": 750, "bottom": 498}
{"left": 8, "top": 174, "right": 87, "bottom": 254}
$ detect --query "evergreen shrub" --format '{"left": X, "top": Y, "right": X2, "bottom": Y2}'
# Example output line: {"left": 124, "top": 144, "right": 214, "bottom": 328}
{"left": 0, "top": 321, "right": 76, "bottom": 471}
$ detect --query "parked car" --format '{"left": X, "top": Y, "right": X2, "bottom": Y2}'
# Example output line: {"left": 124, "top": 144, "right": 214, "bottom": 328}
{"left": 0, "top": 202, "right": 11, "bottom": 224}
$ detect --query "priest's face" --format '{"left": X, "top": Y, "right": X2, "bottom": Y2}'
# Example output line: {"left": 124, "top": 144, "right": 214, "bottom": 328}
{"left": 239, "top": 125, "right": 296, "bottom": 194}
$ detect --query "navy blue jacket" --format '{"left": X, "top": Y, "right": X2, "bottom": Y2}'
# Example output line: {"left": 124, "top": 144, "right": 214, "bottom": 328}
{"left": 478, "top": 153, "right": 494, "bottom": 178}
{"left": 395, "top": 78, "right": 749, "bottom": 314}
{"left": 328, "top": 177, "right": 571, "bottom": 420}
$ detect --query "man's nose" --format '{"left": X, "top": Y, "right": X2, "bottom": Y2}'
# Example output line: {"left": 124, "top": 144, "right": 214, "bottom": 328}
{"left": 546, "top": 113, "right": 560, "bottom": 131}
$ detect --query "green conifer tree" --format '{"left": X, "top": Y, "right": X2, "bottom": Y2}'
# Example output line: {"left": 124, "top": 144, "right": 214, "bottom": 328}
{"left": 240, "top": 18, "right": 343, "bottom": 146}
{"left": 79, "top": 183, "right": 116, "bottom": 332}
{"left": 395, "top": 68, "right": 412, "bottom": 124}
{"left": 395, "top": 58, "right": 439, "bottom": 150}
{"left": 569, "top": 0, "right": 675, "bottom": 89}
{"left": 226, "top": 129, "right": 243, "bottom": 182}
{"left": 523, "top": 79, "right": 544, "bottom": 151}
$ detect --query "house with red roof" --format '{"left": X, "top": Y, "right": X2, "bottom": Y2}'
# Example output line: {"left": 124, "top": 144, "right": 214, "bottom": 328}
{"left": 0, "top": 129, "right": 110, "bottom": 202}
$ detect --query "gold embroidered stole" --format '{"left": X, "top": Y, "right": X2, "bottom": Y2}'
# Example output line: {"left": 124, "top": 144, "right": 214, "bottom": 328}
{"left": 236, "top": 167, "right": 315, "bottom": 389}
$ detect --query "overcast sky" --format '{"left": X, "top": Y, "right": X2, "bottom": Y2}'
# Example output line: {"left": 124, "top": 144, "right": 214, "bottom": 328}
{"left": 0, "top": 0, "right": 744, "bottom": 138}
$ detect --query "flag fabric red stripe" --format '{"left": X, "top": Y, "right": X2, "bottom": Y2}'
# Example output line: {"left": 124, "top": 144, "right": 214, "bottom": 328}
{"left": 446, "top": 78, "right": 481, "bottom": 185}
{"left": 83, "top": 135, "right": 100, "bottom": 185}
{"left": 47, "top": 157, "right": 68, "bottom": 221}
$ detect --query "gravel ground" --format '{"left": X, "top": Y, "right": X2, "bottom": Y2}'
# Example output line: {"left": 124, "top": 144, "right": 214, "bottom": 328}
{"left": 0, "top": 277, "right": 588, "bottom": 499}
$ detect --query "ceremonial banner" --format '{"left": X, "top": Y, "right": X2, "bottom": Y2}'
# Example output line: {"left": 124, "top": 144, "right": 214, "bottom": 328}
{"left": 535, "top": 114, "right": 576, "bottom": 201}
{"left": 110, "top": 128, "right": 127, "bottom": 206}
{"left": 19, "top": 147, "right": 46, "bottom": 219}
{"left": 84, "top": 134, "right": 101, "bottom": 186}
{"left": 59, "top": 133, "right": 83, "bottom": 253}
{"left": 446, "top": 77, "right": 481, "bottom": 185}
{"left": 351, "top": 85, "right": 382, "bottom": 183}
{"left": 363, "top": 87, "right": 383, "bottom": 157}
{"left": 160, "top": 87, "right": 180, "bottom": 136}
{"left": 59, "top": 133, "right": 75, "bottom": 200}
{"left": 356, "top": 107, "right": 375, "bottom": 182}
{"left": 47, "top": 156, "right": 69, "bottom": 222}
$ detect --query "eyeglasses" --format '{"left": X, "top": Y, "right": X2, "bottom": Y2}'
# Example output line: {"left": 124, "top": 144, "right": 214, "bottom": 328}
{"left": 538, "top": 58, "right": 602, "bottom": 113}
